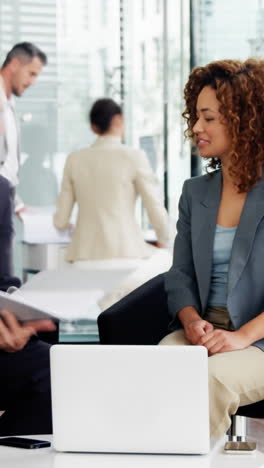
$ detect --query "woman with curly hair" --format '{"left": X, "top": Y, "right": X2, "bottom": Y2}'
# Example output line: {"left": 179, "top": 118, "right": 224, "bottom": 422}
{"left": 161, "top": 58, "right": 264, "bottom": 438}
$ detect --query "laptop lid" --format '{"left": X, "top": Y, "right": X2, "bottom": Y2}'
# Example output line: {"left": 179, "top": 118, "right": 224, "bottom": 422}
{"left": 50, "top": 345, "right": 209, "bottom": 454}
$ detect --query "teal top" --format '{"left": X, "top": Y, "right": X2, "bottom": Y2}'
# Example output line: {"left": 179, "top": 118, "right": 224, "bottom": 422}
{"left": 207, "top": 224, "right": 237, "bottom": 307}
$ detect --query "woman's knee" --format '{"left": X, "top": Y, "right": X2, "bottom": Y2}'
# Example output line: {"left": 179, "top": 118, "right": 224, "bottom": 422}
{"left": 159, "top": 329, "right": 190, "bottom": 345}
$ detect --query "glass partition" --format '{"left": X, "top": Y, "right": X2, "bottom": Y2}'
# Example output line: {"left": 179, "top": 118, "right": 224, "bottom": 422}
{"left": 166, "top": 0, "right": 191, "bottom": 224}
{"left": 121, "top": 0, "right": 191, "bottom": 233}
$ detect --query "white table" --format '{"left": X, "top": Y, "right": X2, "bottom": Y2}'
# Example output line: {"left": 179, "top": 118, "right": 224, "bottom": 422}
{"left": 21, "top": 240, "right": 157, "bottom": 283}
{"left": 20, "top": 204, "right": 158, "bottom": 282}
{"left": 20, "top": 206, "right": 73, "bottom": 282}
{"left": 1, "top": 435, "right": 264, "bottom": 468}
{"left": 15, "top": 250, "right": 173, "bottom": 342}
{"left": 22, "top": 242, "right": 68, "bottom": 282}
{"left": 15, "top": 265, "right": 141, "bottom": 343}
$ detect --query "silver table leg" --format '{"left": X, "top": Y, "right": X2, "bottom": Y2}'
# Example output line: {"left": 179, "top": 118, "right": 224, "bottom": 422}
{"left": 224, "top": 415, "right": 256, "bottom": 453}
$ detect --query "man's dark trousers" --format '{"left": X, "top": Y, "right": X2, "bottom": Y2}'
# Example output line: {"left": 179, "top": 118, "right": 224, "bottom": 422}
{"left": 0, "top": 338, "right": 52, "bottom": 435}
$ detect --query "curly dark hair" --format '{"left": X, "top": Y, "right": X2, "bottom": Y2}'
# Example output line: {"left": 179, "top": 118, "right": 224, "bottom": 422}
{"left": 183, "top": 59, "right": 264, "bottom": 192}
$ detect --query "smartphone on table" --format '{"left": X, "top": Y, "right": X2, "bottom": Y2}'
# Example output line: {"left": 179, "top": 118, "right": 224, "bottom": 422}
{"left": 0, "top": 437, "right": 51, "bottom": 449}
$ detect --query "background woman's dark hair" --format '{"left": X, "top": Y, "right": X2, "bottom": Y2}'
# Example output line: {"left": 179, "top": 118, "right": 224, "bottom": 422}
{"left": 89, "top": 98, "right": 122, "bottom": 133}
{"left": 183, "top": 58, "right": 264, "bottom": 192}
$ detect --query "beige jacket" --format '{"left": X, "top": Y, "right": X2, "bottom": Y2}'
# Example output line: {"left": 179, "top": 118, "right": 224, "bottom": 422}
{"left": 54, "top": 136, "right": 169, "bottom": 261}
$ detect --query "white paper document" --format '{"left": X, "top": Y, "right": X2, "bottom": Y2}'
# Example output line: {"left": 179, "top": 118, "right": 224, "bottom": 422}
{"left": 0, "top": 288, "right": 104, "bottom": 323}
{"left": 20, "top": 206, "right": 76, "bottom": 244}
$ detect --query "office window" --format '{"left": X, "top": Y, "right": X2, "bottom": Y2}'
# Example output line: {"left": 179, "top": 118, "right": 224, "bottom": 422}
{"left": 140, "top": 43, "right": 146, "bottom": 81}
{"left": 141, "top": 0, "right": 146, "bottom": 19}
{"left": 0, "top": 0, "right": 191, "bottom": 274}
{"left": 100, "top": 0, "right": 108, "bottom": 26}
{"left": 156, "top": 0, "right": 162, "bottom": 14}
{"left": 192, "top": 0, "right": 264, "bottom": 64}
{"left": 1, "top": 24, "right": 13, "bottom": 32}
{"left": 121, "top": 0, "right": 191, "bottom": 228}
{"left": 0, "top": 0, "right": 121, "bottom": 203}
{"left": 0, "top": 0, "right": 121, "bottom": 275}
{"left": 190, "top": 0, "right": 264, "bottom": 176}
{"left": 153, "top": 37, "right": 162, "bottom": 84}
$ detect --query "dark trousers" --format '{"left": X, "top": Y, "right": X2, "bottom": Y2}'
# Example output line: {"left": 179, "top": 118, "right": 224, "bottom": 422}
{"left": 0, "top": 176, "right": 14, "bottom": 279}
{"left": 0, "top": 338, "right": 52, "bottom": 436}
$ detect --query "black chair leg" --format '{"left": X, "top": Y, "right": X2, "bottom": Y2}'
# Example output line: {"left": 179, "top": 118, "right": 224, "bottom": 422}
{"left": 224, "top": 415, "right": 256, "bottom": 453}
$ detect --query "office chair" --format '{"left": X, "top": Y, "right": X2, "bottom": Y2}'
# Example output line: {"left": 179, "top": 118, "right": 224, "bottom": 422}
{"left": 98, "top": 273, "right": 263, "bottom": 452}
{"left": 0, "top": 275, "right": 22, "bottom": 292}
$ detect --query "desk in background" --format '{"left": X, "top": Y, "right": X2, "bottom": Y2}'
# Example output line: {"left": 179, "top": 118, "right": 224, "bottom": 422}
{"left": 20, "top": 206, "right": 157, "bottom": 282}
{"left": 20, "top": 206, "right": 72, "bottom": 282}
{"left": 22, "top": 242, "right": 67, "bottom": 282}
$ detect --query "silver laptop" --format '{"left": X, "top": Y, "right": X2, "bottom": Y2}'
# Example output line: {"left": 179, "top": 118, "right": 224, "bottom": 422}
{"left": 50, "top": 345, "right": 209, "bottom": 454}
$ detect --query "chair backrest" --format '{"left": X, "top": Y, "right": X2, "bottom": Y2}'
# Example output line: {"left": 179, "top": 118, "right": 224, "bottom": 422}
{"left": 0, "top": 275, "right": 21, "bottom": 292}
{"left": 236, "top": 400, "right": 264, "bottom": 419}
{"left": 98, "top": 273, "right": 171, "bottom": 345}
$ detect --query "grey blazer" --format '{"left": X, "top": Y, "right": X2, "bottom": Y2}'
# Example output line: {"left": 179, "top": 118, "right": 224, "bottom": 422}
{"left": 165, "top": 169, "right": 264, "bottom": 351}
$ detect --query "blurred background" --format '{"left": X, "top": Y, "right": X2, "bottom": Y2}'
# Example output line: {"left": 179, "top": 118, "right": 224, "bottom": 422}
{"left": 0, "top": 0, "right": 263, "bottom": 275}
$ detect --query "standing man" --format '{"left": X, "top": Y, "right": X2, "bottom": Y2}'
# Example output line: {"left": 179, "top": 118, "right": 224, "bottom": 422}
{"left": 0, "top": 42, "right": 47, "bottom": 214}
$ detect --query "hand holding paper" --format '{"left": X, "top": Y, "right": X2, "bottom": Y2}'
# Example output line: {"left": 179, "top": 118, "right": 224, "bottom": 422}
{"left": 0, "top": 309, "right": 56, "bottom": 352}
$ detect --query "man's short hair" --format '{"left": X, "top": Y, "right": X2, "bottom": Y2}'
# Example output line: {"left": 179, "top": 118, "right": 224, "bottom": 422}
{"left": 2, "top": 42, "right": 47, "bottom": 68}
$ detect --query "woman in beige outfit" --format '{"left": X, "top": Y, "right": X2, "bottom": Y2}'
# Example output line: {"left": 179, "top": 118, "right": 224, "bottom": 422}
{"left": 54, "top": 98, "right": 169, "bottom": 262}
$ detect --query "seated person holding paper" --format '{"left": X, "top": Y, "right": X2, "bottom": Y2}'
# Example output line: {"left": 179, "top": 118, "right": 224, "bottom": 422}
{"left": 0, "top": 175, "right": 56, "bottom": 436}
{"left": 0, "top": 310, "right": 56, "bottom": 435}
